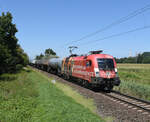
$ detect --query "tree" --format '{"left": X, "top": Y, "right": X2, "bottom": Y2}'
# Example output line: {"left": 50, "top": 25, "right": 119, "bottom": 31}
{"left": 35, "top": 53, "right": 44, "bottom": 60}
{"left": 0, "top": 12, "right": 29, "bottom": 74}
{"left": 0, "top": 44, "right": 11, "bottom": 73}
{"left": 45, "top": 48, "right": 56, "bottom": 56}
{"left": 142, "top": 52, "right": 150, "bottom": 57}
{"left": 115, "top": 52, "right": 150, "bottom": 64}
{"left": 142, "top": 57, "right": 150, "bottom": 63}
{"left": 35, "top": 55, "right": 40, "bottom": 60}
{"left": 123, "top": 57, "right": 136, "bottom": 63}
{"left": 141, "top": 52, "right": 150, "bottom": 64}
{"left": 137, "top": 54, "right": 143, "bottom": 63}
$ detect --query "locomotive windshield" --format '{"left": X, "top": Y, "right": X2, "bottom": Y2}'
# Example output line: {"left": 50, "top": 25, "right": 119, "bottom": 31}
{"left": 97, "top": 58, "right": 114, "bottom": 70}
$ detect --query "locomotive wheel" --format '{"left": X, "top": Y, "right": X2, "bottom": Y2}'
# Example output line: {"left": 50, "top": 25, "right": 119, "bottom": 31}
{"left": 103, "top": 84, "right": 113, "bottom": 92}
{"left": 57, "top": 69, "right": 61, "bottom": 76}
{"left": 48, "top": 68, "right": 51, "bottom": 73}
{"left": 64, "top": 74, "right": 70, "bottom": 80}
{"left": 77, "top": 79, "right": 82, "bottom": 85}
{"left": 81, "top": 80, "right": 85, "bottom": 86}
{"left": 65, "top": 73, "right": 69, "bottom": 80}
{"left": 66, "top": 75, "right": 70, "bottom": 80}
{"left": 82, "top": 80, "right": 89, "bottom": 88}
{"left": 64, "top": 74, "right": 67, "bottom": 80}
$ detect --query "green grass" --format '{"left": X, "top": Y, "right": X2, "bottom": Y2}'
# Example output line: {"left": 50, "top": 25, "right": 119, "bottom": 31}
{"left": 55, "top": 82, "right": 96, "bottom": 114}
{"left": 0, "top": 68, "right": 104, "bottom": 122}
{"left": 33, "top": 70, "right": 96, "bottom": 113}
{"left": 114, "top": 64, "right": 150, "bottom": 101}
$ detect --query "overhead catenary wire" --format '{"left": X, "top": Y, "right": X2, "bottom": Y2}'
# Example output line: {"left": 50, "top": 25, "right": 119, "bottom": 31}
{"left": 76, "top": 25, "right": 150, "bottom": 47}
{"left": 64, "top": 3, "right": 150, "bottom": 46}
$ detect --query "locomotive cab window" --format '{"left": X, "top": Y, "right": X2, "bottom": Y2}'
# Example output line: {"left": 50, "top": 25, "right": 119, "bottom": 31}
{"left": 97, "top": 58, "right": 114, "bottom": 70}
{"left": 86, "top": 60, "right": 92, "bottom": 67}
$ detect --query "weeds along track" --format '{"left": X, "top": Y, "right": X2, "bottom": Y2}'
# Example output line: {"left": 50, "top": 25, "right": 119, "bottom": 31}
{"left": 98, "top": 91, "right": 150, "bottom": 114}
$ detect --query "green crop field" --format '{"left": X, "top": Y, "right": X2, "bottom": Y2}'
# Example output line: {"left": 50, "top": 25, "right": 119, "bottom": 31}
{"left": 114, "top": 64, "right": 150, "bottom": 101}
{"left": 0, "top": 67, "right": 104, "bottom": 122}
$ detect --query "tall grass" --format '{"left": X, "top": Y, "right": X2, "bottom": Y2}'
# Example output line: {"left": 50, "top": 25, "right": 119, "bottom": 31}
{"left": 115, "top": 80, "right": 150, "bottom": 101}
{"left": 115, "top": 64, "right": 150, "bottom": 101}
{"left": 0, "top": 69, "right": 38, "bottom": 121}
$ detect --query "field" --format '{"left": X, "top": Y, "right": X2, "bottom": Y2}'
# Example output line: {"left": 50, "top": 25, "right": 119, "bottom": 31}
{"left": 0, "top": 67, "right": 104, "bottom": 122}
{"left": 114, "top": 64, "right": 150, "bottom": 101}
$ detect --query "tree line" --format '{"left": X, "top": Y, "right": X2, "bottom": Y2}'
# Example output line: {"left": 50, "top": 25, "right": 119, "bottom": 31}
{"left": 115, "top": 52, "right": 150, "bottom": 64}
{"left": 35, "top": 48, "right": 58, "bottom": 60}
{"left": 0, "top": 12, "right": 29, "bottom": 74}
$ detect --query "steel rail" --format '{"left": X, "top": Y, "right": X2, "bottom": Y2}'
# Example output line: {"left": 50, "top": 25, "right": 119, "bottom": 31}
{"left": 103, "top": 91, "right": 150, "bottom": 113}
{"left": 112, "top": 90, "right": 150, "bottom": 105}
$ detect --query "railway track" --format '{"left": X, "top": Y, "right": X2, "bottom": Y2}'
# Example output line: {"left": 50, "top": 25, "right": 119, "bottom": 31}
{"left": 97, "top": 90, "right": 150, "bottom": 114}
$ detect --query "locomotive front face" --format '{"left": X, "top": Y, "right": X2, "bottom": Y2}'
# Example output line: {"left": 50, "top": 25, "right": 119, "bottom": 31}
{"left": 91, "top": 56, "right": 120, "bottom": 89}
{"left": 97, "top": 58, "right": 116, "bottom": 78}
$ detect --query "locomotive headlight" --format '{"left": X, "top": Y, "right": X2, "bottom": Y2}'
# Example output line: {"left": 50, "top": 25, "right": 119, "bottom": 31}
{"left": 115, "top": 68, "right": 119, "bottom": 77}
{"left": 115, "top": 68, "right": 117, "bottom": 72}
{"left": 94, "top": 68, "right": 100, "bottom": 77}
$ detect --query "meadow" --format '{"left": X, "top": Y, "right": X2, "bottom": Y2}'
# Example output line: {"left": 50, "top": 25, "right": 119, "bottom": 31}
{"left": 114, "top": 64, "right": 150, "bottom": 101}
{"left": 0, "top": 67, "right": 104, "bottom": 122}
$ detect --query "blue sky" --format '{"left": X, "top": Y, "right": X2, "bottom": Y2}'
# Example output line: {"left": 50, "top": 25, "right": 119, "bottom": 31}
{"left": 0, "top": 0, "right": 150, "bottom": 59}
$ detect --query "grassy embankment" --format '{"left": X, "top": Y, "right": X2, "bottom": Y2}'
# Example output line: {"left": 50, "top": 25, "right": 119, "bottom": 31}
{"left": 0, "top": 67, "right": 104, "bottom": 122}
{"left": 114, "top": 64, "right": 150, "bottom": 101}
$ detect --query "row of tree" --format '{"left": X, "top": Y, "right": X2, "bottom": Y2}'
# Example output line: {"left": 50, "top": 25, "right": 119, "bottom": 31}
{"left": 115, "top": 52, "right": 150, "bottom": 64}
{"left": 35, "top": 48, "right": 57, "bottom": 60}
{"left": 0, "top": 12, "right": 29, "bottom": 74}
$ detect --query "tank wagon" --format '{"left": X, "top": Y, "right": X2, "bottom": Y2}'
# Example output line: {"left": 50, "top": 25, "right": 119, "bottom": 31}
{"left": 47, "top": 58, "right": 62, "bottom": 75}
{"left": 34, "top": 59, "right": 47, "bottom": 70}
{"left": 31, "top": 50, "right": 120, "bottom": 91}
{"left": 31, "top": 58, "right": 62, "bottom": 73}
{"left": 30, "top": 60, "right": 36, "bottom": 67}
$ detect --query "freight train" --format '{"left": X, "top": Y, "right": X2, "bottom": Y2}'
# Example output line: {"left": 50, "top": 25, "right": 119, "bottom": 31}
{"left": 31, "top": 50, "right": 120, "bottom": 91}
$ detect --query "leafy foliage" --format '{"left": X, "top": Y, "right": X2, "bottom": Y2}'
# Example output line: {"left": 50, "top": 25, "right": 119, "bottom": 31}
{"left": 35, "top": 53, "right": 44, "bottom": 60}
{"left": 0, "top": 12, "right": 28, "bottom": 74}
{"left": 116, "top": 52, "right": 150, "bottom": 64}
{"left": 35, "top": 48, "right": 57, "bottom": 60}
{"left": 45, "top": 48, "right": 56, "bottom": 56}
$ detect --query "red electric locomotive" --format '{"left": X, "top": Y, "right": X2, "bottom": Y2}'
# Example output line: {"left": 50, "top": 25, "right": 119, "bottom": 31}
{"left": 61, "top": 50, "right": 120, "bottom": 90}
